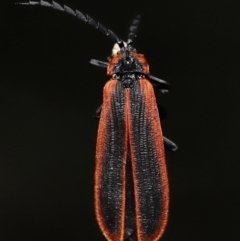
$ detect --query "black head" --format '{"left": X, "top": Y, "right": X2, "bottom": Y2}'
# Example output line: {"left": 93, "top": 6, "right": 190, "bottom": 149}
{"left": 113, "top": 40, "right": 143, "bottom": 74}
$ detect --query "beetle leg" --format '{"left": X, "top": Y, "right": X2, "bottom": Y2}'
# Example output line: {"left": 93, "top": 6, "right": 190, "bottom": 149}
{"left": 89, "top": 59, "right": 108, "bottom": 68}
{"left": 163, "top": 136, "right": 178, "bottom": 152}
{"left": 93, "top": 104, "right": 102, "bottom": 119}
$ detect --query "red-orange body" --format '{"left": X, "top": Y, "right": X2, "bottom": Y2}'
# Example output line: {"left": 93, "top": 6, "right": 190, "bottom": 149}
{"left": 95, "top": 53, "right": 169, "bottom": 241}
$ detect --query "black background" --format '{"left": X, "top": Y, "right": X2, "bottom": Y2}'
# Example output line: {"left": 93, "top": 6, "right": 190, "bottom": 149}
{"left": 1, "top": 0, "right": 240, "bottom": 240}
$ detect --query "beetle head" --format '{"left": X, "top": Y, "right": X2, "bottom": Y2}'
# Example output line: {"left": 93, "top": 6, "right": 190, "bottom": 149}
{"left": 111, "top": 40, "right": 144, "bottom": 74}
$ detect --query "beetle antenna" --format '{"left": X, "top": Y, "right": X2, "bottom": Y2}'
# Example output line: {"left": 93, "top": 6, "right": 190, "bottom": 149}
{"left": 127, "top": 14, "right": 141, "bottom": 43}
{"left": 16, "top": 1, "right": 120, "bottom": 43}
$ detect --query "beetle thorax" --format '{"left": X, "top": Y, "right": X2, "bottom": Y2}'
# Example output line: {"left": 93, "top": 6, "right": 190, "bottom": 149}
{"left": 114, "top": 51, "right": 143, "bottom": 74}
{"left": 107, "top": 49, "right": 150, "bottom": 88}
{"left": 112, "top": 50, "right": 144, "bottom": 88}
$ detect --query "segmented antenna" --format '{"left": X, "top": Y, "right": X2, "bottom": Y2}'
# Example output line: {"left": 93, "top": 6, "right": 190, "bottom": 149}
{"left": 16, "top": 1, "right": 120, "bottom": 43}
{"left": 127, "top": 15, "right": 141, "bottom": 42}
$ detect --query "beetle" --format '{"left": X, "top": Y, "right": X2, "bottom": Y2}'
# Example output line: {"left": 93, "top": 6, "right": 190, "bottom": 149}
{"left": 16, "top": 1, "right": 178, "bottom": 241}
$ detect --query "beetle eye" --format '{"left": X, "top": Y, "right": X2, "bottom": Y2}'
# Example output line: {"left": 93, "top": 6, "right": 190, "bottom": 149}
{"left": 117, "top": 40, "right": 125, "bottom": 49}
